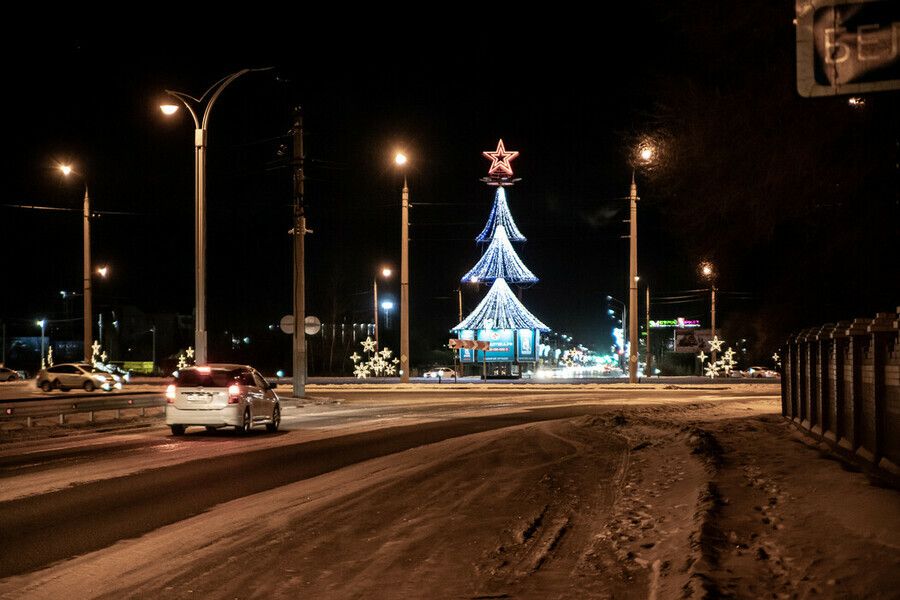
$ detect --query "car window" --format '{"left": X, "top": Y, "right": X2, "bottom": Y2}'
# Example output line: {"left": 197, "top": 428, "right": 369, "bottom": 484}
{"left": 252, "top": 372, "right": 268, "bottom": 388}
{"left": 239, "top": 371, "right": 256, "bottom": 387}
{"left": 176, "top": 369, "right": 238, "bottom": 387}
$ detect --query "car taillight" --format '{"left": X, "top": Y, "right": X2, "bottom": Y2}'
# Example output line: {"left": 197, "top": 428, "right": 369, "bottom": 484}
{"left": 166, "top": 384, "right": 176, "bottom": 402}
{"left": 228, "top": 384, "right": 241, "bottom": 403}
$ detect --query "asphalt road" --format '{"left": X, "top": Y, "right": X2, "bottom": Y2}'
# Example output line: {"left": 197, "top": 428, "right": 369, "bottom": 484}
{"left": 0, "top": 382, "right": 781, "bottom": 579}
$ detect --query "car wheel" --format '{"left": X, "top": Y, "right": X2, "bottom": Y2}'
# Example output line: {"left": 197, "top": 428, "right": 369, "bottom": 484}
{"left": 83, "top": 380, "right": 95, "bottom": 392}
{"left": 40, "top": 380, "right": 52, "bottom": 392}
{"left": 205, "top": 426, "right": 218, "bottom": 433}
{"left": 52, "top": 379, "right": 67, "bottom": 391}
{"left": 266, "top": 405, "right": 280, "bottom": 433}
{"left": 235, "top": 409, "right": 251, "bottom": 434}
{"left": 170, "top": 424, "right": 185, "bottom": 436}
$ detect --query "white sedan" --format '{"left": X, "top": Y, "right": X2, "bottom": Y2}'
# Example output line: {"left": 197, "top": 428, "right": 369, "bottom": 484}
{"left": 743, "top": 366, "right": 779, "bottom": 378}
{"left": 423, "top": 367, "right": 457, "bottom": 379}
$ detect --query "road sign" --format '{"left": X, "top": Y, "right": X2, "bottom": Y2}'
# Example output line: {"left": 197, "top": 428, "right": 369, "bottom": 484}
{"left": 280, "top": 315, "right": 322, "bottom": 335}
{"left": 449, "top": 338, "right": 490, "bottom": 350}
{"left": 796, "top": 0, "right": 900, "bottom": 97}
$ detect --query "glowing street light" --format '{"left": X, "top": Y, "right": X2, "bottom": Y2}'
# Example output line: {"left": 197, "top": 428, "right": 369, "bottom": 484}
{"left": 161, "top": 68, "right": 272, "bottom": 365}
{"left": 626, "top": 142, "right": 656, "bottom": 383}
{"left": 37, "top": 320, "right": 46, "bottom": 369}
{"left": 699, "top": 261, "right": 718, "bottom": 363}
{"left": 59, "top": 164, "right": 93, "bottom": 364}
{"left": 381, "top": 300, "right": 394, "bottom": 328}
{"left": 396, "top": 152, "right": 410, "bottom": 382}
{"left": 373, "top": 267, "right": 392, "bottom": 350}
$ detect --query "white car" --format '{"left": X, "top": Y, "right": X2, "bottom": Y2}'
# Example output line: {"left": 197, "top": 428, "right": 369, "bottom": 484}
{"left": 35, "top": 363, "right": 122, "bottom": 392}
{"left": 423, "top": 367, "right": 457, "bottom": 379}
{"left": 166, "top": 364, "right": 280, "bottom": 435}
{"left": 0, "top": 366, "right": 21, "bottom": 382}
{"left": 743, "top": 366, "right": 779, "bottom": 378}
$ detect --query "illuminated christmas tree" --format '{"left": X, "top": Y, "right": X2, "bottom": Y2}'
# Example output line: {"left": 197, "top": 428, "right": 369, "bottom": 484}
{"left": 452, "top": 140, "right": 549, "bottom": 373}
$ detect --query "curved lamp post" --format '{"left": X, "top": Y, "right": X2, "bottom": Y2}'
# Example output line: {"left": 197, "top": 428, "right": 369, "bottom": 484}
{"left": 161, "top": 68, "right": 272, "bottom": 365}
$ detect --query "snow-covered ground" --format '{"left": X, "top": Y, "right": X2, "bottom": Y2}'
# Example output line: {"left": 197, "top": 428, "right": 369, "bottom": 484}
{"left": 0, "top": 384, "right": 897, "bottom": 599}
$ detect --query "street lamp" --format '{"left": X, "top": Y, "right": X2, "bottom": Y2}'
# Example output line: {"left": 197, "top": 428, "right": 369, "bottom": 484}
{"left": 699, "top": 261, "right": 718, "bottom": 363}
{"left": 381, "top": 301, "right": 394, "bottom": 328}
{"left": 59, "top": 165, "right": 93, "bottom": 364}
{"left": 395, "top": 152, "right": 410, "bottom": 382}
{"left": 37, "top": 320, "right": 46, "bottom": 369}
{"left": 373, "top": 267, "right": 392, "bottom": 350}
{"left": 161, "top": 68, "right": 272, "bottom": 366}
{"left": 626, "top": 143, "right": 655, "bottom": 383}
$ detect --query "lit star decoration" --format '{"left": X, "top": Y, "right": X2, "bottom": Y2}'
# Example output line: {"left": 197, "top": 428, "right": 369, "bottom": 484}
{"left": 351, "top": 339, "right": 399, "bottom": 379}
{"left": 698, "top": 351, "right": 708, "bottom": 363}
{"left": 483, "top": 139, "right": 519, "bottom": 178}
{"left": 707, "top": 336, "right": 724, "bottom": 352}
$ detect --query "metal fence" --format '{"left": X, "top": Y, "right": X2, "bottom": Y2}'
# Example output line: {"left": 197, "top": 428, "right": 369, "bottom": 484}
{"left": 782, "top": 308, "right": 899, "bottom": 487}
{"left": 1, "top": 393, "right": 166, "bottom": 427}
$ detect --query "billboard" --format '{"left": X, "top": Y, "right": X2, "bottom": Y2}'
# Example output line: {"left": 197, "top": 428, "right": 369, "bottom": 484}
{"left": 478, "top": 329, "right": 514, "bottom": 362}
{"left": 459, "top": 329, "right": 476, "bottom": 363}
{"left": 674, "top": 328, "right": 713, "bottom": 353}
{"left": 516, "top": 329, "right": 538, "bottom": 362}
{"left": 796, "top": 0, "right": 900, "bottom": 96}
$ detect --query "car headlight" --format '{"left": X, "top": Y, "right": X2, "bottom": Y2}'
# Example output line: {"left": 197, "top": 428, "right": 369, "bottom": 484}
{"left": 94, "top": 375, "right": 108, "bottom": 382}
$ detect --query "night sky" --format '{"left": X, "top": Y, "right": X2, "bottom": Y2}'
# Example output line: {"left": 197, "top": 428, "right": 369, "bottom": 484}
{"left": 4, "top": 4, "right": 898, "bottom": 370}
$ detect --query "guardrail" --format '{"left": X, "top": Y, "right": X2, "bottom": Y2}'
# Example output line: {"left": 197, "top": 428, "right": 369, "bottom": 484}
{"left": 1, "top": 392, "right": 166, "bottom": 427}
{"left": 782, "top": 308, "right": 899, "bottom": 487}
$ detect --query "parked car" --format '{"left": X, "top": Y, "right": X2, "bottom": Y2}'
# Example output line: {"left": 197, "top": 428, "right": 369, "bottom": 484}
{"left": 423, "top": 367, "right": 456, "bottom": 379}
{"left": 0, "top": 366, "right": 21, "bottom": 382}
{"left": 165, "top": 364, "right": 280, "bottom": 435}
{"left": 35, "top": 363, "right": 123, "bottom": 392}
{"left": 743, "top": 366, "right": 779, "bottom": 378}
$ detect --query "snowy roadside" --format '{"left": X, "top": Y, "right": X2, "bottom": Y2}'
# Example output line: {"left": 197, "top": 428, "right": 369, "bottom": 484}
{"left": 1, "top": 390, "right": 896, "bottom": 599}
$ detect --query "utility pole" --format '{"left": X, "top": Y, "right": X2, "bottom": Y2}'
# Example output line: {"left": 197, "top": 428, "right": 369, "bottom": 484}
{"left": 628, "top": 173, "right": 639, "bottom": 383}
{"left": 400, "top": 175, "right": 410, "bottom": 383}
{"left": 291, "top": 106, "right": 308, "bottom": 399}
{"left": 645, "top": 286, "right": 651, "bottom": 377}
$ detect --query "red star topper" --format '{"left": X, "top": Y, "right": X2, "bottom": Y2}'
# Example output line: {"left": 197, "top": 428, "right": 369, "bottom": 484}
{"left": 483, "top": 139, "right": 519, "bottom": 177}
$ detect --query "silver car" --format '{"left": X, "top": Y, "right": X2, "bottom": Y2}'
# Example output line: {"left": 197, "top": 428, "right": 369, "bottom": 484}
{"left": 0, "top": 366, "right": 21, "bottom": 382}
{"left": 165, "top": 364, "right": 280, "bottom": 435}
{"left": 35, "top": 363, "right": 122, "bottom": 392}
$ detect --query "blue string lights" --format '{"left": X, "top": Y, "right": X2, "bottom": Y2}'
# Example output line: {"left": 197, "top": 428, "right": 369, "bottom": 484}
{"left": 462, "top": 225, "right": 538, "bottom": 284}
{"left": 452, "top": 278, "right": 549, "bottom": 332}
{"left": 476, "top": 187, "right": 526, "bottom": 243}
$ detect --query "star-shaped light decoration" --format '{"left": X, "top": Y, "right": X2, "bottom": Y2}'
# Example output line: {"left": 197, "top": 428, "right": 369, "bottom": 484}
{"left": 483, "top": 139, "right": 519, "bottom": 178}
{"left": 361, "top": 336, "right": 377, "bottom": 353}
{"left": 698, "top": 351, "right": 708, "bottom": 363}
{"left": 350, "top": 352, "right": 361, "bottom": 363}
{"left": 186, "top": 347, "right": 195, "bottom": 360}
{"left": 353, "top": 363, "right": 369, "bottom": 378}
{"left": 704, "top": 361, "right": 720, "bottom": 379}
{"left": 707, "top": 336, "right": 724, "bottom": 352}
{"left": 91, "top": 340, "right": 101, "bottom": 359}
{"left": 100, "top": 351, "right": 108, "bottom": 363}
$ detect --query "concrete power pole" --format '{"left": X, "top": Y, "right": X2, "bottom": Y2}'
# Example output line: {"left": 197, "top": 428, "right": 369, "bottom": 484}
{"left": 292, "top": 107, "right": 308, "bottom": 399}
